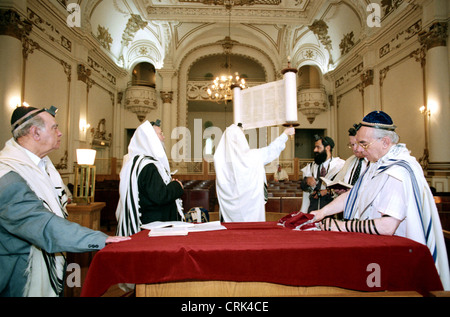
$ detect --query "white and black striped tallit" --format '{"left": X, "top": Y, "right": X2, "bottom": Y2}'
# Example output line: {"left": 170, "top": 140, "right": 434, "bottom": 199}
{"left": 115, "top": 120, "right": 183, "bottom": 237}
{"left": 0, "top": 139, "right": 69, "bottom": 296}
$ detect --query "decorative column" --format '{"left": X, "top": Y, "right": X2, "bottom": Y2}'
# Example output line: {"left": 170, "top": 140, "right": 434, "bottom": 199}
{"left": 419, "top": 21, "right": 449, "bottom": 171}
{"left": 76, "top": 64, "right": 94, "bottom": 144}
{"left": 357, "top": 69, "right": 375, "bottom": 116}
{"left": 158, "top": 69, "right": 177, "bottom": 158}
{"left": 160, "top": 90, "right": 173, "bottom": 153}
{"left": 0, "top": 4, "right": 31, "bottom": 145}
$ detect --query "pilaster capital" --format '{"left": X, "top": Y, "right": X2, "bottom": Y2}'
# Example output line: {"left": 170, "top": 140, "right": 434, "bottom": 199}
{"left": 0, "top": 9, "right": 31, "bottom": 41}
{"left": 160, "top": 91, "right": 173, "bottom": 104}
{"left": 419, "top": 22, "right": 448, "bottom": 50}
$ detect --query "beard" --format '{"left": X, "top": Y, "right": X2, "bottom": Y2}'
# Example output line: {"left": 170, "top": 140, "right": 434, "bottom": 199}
{"left": 314, "top": 150, "right": 327, "bottom": 165}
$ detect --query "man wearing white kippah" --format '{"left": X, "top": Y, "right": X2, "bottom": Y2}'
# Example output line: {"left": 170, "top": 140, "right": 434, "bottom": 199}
{"left": 310, "top": 110, "right": 449, "bottom": 290}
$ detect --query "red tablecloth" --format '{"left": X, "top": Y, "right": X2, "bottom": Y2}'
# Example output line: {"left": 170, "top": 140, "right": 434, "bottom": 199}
{"left": 81, "top": 222, "right": 443, "bottom": 296}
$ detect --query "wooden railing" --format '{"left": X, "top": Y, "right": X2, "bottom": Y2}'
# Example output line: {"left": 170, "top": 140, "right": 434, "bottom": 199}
{"left": 95, "top": 157, "right": 312, "bottom": 182}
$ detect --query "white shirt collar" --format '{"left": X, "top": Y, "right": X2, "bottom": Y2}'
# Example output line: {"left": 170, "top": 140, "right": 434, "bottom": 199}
{"left": 23, "top": 148, "right": 41, "bottom": 166}
{"left": 23, "top": 148, "right": 48, "bottom": 174}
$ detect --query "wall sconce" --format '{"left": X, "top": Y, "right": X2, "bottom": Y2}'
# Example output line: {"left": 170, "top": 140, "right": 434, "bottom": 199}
{"left": 79, "top": 119, "right": 91, "bottom": 132}
{"left": 9, "top": 96, "right": 21, "bottom": 110}
{"left": 419, "top": 105, "right": 430, "bottom": 116}
{"left": 73, "top": 149, "right": 96, "bottom": 205}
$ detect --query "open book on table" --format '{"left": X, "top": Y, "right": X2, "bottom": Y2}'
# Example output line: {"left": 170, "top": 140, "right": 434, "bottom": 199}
{"left": 320, "top": 177, "right": 353, "bottom": 190}
{"left": 141, "top": 221, "right": 226, "bottom": 237}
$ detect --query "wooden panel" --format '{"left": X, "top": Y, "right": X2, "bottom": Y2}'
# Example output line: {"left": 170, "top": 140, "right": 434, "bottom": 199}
{"left": 281, "top": 197, "right": 302, "bottom": 213}
{"left": 266, "top": 197, "right": 281, "bottom": 212}
{"left": 137, "top": 281, "right": 423, "bottom": 297}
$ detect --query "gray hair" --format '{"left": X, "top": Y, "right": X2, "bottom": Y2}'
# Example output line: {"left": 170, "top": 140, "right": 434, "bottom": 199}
{"left": 13, "top": 115, "right": 45, "bottom": 140}
{"left": 372, "top": 128, "right": 399, "bottom": 144}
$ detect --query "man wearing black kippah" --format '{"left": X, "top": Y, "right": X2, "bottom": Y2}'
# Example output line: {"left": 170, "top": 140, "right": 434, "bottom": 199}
{"left": 310, "top": 110, "right": 449, "bottom": 290}
{"left": 0, "top": 105, "right": 130, "bottom": 297}
{"left": 299, "top": 135, "right": 345, "bottom": 213}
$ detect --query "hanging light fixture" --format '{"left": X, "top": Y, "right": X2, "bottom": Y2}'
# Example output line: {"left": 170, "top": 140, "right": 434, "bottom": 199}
{"left": 207, "top": 4, "right": 246, "bottom": 103}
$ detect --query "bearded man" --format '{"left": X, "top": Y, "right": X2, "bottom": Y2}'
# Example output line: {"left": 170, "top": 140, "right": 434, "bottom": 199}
{"left": 300, "top": 135, "right": 345, "bottom": 213}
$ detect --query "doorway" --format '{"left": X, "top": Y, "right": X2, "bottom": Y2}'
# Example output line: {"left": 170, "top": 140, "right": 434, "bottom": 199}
{"left": 295, "top": 129, "right": 325, "bottom": 159}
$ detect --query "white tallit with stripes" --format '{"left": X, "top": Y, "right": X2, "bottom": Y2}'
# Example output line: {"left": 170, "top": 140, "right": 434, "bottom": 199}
{"left": 344, "top": 144, "right": 449, "bottom": 290}
{"left": 115, "top": 121, "right": 183, "bottom": 237}
{"left": 0, "top": 138, "right": 69, "bottom": 297}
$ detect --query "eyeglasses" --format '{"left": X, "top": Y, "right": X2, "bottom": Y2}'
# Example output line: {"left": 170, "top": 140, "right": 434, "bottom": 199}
{"left": 357, "top": 139, "right": 381, "bottom": 150}
{"left": 347, "top": 143, "right": 357, "bottom": 149}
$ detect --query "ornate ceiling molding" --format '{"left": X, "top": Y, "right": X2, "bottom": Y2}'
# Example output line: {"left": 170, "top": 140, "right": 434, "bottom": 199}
{"left": 138, "top": 0, "right": 321, "bottom": 24}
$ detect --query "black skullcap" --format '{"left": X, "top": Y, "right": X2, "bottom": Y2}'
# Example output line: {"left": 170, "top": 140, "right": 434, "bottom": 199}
{"left": 11, "top": 106, "right": 38, "bottom": 126}
{"left": 358, "top": 111, "right": 396, "bottom": 131}
{"left": 348, "top": 123, "right": 359, "bottom": 136}
{"left": 11, "top": 105, "right": 58, "bottom": 133}
{"left": 314, "top": 134, "right": 335, "bottom": 149}
{"left": 150, "top": 119, "right": 161, "bottom": 127}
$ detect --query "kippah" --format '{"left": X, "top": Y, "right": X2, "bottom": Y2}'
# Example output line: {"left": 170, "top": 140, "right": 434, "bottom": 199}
{"left": 314, "top": 134, "right": 335, "bottom": 149}
{"left": 323, "top": 136, "right": 335, "bottom": 149}
{"left": 358, "top": 111, "right": 396, "bottom": 131}
{"left": 150, "top": 119, "right": 161, "bottom": 127}
{"left": 11, "top": 106, "right": 38, "bottom": 126}
{"left": 11, "top": 105, "right": 58, "bottom": 133}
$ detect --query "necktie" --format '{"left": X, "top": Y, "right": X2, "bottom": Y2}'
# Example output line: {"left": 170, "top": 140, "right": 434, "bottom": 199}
{"left": 320, "top": 165, "right": 327, "bottom": 177}
{"left": 351, "top": 158, "right": 364, "bottom": 185}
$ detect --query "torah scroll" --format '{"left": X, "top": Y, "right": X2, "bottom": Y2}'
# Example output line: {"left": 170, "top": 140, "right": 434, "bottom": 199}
{"left": 233, "top": 70, "right": 298, "bottom": 130}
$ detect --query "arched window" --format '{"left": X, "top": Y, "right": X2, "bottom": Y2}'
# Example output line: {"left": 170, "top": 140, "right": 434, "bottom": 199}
{"left": 131, "top": 62, "right": 156, "bottom": 87}
{"left": 298, "top": 65, "right": 322, "bottom": 90}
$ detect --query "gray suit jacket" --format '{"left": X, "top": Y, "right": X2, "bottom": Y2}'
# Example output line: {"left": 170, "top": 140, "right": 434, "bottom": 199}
{"left": 0, "top": 171, "right": 108, "bottom": 297}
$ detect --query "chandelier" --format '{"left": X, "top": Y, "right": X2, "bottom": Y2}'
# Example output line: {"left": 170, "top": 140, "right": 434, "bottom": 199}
{"left": 207, "top": 71, "right": 246, "bottom": 102}
{"left": 206, "top": 5, "right": 246, "bottom": 103}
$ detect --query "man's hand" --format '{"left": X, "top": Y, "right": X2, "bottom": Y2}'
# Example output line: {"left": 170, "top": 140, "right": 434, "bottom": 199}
{"left": 283, "top": 127, "right": 295, "bottom": 136}
{"left": 305, "top": 176, "right": 317, "bottom": 188}
{"left": 105, "top": 236, "right": 131, "bottom": 244}
{"left": 173, "top": 179, "right": 184, "bottom": 189}
{"left": 309, "top": 209, "right": 326, "bottom": 223}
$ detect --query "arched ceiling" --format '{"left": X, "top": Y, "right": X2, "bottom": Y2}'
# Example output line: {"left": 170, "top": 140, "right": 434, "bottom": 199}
{"left": 67, "top": 0, "right": 418, "bottom": 74}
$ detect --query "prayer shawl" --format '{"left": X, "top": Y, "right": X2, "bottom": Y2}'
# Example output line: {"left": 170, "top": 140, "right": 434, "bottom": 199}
{"left": 333, "top": 155, "right": 369, "bottom": 186}
{"left": 214, "top": 124, "right": 288, "bottom": 222}
{"left": 343, "top": 144, "right": 450, "bottom": 290}
{"left": 300, "top": 157, "right": 345, "bottom": 213}
{"left": 116, "top": 121, "right": 183, "bottom": 237}
{"left": 0, "top": 139, "right": 69, "bottom": 297}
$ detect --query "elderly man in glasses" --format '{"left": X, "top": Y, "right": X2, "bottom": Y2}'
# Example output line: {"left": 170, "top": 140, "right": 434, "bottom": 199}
{"left": 310, "top": 110, "right": 449, "bottom": 290}
{"left": 332, "top": 125, "right": 370, "bottom": 191}
{"left": 0, "top": 105, "right": 130, "bottom": 297}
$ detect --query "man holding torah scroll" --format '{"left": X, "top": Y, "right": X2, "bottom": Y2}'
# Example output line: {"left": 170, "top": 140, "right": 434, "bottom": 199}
{"left": 214, "top": 124, "right": 295, "bottom": 222}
